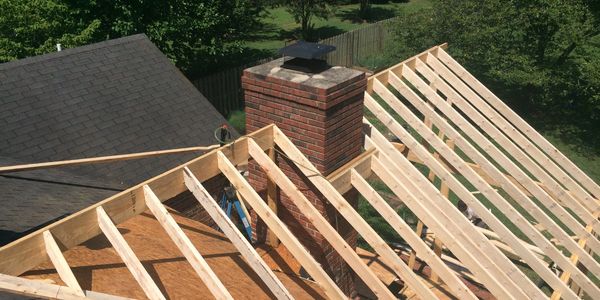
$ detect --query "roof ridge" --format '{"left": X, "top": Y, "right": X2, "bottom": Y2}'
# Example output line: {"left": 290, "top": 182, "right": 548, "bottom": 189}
{"left": 0, "top": 34, "right": 148, "bottom": 71}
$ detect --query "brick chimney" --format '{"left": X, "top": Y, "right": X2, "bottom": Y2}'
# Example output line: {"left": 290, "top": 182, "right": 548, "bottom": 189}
{"left": 243, "top": 57, "right": 366, "bottom": 296}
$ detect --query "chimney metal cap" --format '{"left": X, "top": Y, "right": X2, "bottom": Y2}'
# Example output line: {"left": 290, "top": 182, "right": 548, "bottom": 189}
{"left": 278, "top": 41, "right": 335, "bottom": 60}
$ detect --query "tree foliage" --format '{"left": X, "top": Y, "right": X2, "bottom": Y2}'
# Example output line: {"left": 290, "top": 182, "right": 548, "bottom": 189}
{"left": 0, "top": 0, "right": 263, "bottom": 76}
{"left": 283, "top": 0, "right": 330, "bottom": 40}
{"left": 388, "top": 0, "right": 600, "bottom": 150}
{"left": 0, "top": 0, "right": 100, "bottom": 62}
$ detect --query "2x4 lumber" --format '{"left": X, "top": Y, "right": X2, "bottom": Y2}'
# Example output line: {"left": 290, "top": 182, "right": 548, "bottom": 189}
{"left": 551, "top": 211, "right": 600, "bottom": 300}
{"left": 246, "top": 139, "right": 395, "bottom": 299}
{"left": 349, "top": 168, "right": 478, "bottom": 300}
{"left": 367, "top": 43, "right": 448, "bottom": 93}
{"left": 42, "top": 231, "right": 84, "bottom": 296}
{"left": 364, "top": 115, "right": 543, "bottom": 300}
{"left": 477, "top": 227, "right": 546, "bottom": 259}
{"left": 215, "top": 150, "right": 346, "bottom": 300}
{"left": 143, "top": 185, "right": 233, "bottom": 300}
{"left": 364, "top": 89, "right": 583, "bottom": 299}
{"left": 326, "top": 147, "right": 375, "bottom": 195}
{"left": 427, "top": 52, "right": 600, "bottom": 215}
{"left": 407, "top": 221, "right": 424, "bottom": 270}
{"left": 366, "top": 110, "right": 541, "bottom": 300}
{"left": 393, "top": 67, "right": 600, "bottom": 273}
{"left": 369, "top": 153, "right": 524, "bottom": 300}
{"left": 182, "top": 168, "right": 293, "bottom": 300}
{"left": 418, "top": 55, "right": 600, "bottom": 243}
{"left": 422, "top": 54, "right": 600, "bottom": 229}
{"left": 272, "top": 127, "right": 439, "bottom": 300}
{"left": 96, "top": 206, "right": 166, "bottom": 300}
{"left": 369, "top": 115, "right": 551, "bottom": 265}
{"left": 0, "top": 273, "right": 133, "bottom": 300}
{"left": 435, "top": 47, "right": 600, "bottom": 202}
{"left": 0, "top": 145, "right": 219, "bottom": 174}
{"left": 266, "top": 147, "right": 280, "bottom": 247}
{"left": 0, "top": 125, "right": 274, "bottom": 277}
{"left": 378, "top": 71, "right": 600, "bottom": 298}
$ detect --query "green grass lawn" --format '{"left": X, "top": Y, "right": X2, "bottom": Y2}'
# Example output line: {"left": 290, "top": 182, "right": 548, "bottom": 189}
{"left": 243, "top": 1, "right": 432, "bottom": 56}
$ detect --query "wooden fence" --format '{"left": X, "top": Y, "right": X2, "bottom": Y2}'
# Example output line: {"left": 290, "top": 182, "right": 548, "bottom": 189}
{"left": 191, "top": 17, "right": 398, "bottom": 116}
{"left": 321, "top": 17, "right": 396, "bottom": 67}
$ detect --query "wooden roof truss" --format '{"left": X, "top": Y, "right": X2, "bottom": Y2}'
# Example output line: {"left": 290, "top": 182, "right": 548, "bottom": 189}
{"left": 1, "top": 44, "right": 599, "bottom": 300}
{"left": 357, "top": 44, "right": 600, "bottom": 299}
{"left": 0, "top": 124, "right": 465, "bottom": 300}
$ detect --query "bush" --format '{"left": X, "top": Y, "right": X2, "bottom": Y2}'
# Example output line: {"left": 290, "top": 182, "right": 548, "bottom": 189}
{"left": 227, "top": 110, "right": 246, "bottom": 134}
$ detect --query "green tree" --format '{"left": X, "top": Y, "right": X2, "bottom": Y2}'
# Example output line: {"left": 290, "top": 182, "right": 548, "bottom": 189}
{"left": 0, "top": 0, "right": 264, "bottom": 76}
{"left": 283, "top": 0, "right": 330, "bottom": 40}
{"left": 359, "top": 0, "right": 371, "bottom": 19}
{"left": 0, "top": 0, "right": 100, "bottom": 62}
{"left": 75, "top": 0, "right": 264, "bottom": 75}
{"left": 388, "top": 0, "right": 600, "bottom": 149}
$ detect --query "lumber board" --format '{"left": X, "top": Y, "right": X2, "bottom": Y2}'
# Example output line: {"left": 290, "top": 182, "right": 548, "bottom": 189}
{"left": 0, "top": 145, "right": 219, "bottom": 174}
{"left": 0, "top": 125, "right": 274, "bottom": 277}
{"left": 426, "top": 52, "right": 599, "bottom": 215}
{"left": 349, "top": 168, "right": 477, "bottom": 300}
{"left": 42, "top": 231, "right": 84, "bottom": 296}
{"left": 247, "top": 139, "right": 394, "bottom": 299}
{"left": 551, "top": 211, "right": 600, "bottom": 300}
{"left": 394, "top": 66, "right": 600, "bottom": 275}
{"left": 216, "top": 151, "right": 346, "bottom": 300}
{"left": 435, "top": 47, "right": 600, "bottom": 202}
{"left": 380, "top": 70, "right": 600, "bottom": 298}
{"left": 96, "top": 206, "right": 166, "bottom": 300}
{"left": 365, "top": 88, "right": 582, "bottom": 299}
{"left": 367, "top": 43, "right": 448, "bottom": 93}
{"left": 477, "top": 227, "right": 546, "bottom": 259}
{"left": 367, "top": 115, "right": 551, "bottom": 264}
{"left": 272, "top": 127, "right": 439, "bottom": 300}
{"left": 365, "top": 91, "right": 542, "bottom": 299}
{"left": 143, "top": 185, "right": 233, "bottom": 300}
{"left": 182, "top": 167, "right": 293, "bottom": 300}
{"left": 266, "top": 147, "right": 280, "bottom": 247}
{"left": 327, "top": 147, "right": 375, "bottom": 195}
{"left": 407, "top": 220, "right": 424, "bottom": 270}
{"left": 421, "top": 54, "right": 600, "bottom": 230}
{"left": 0, "top": 273, "right": 133, "bottom": 300}
{"left": 369, "top": 154, "right": 523, "bottom": 300}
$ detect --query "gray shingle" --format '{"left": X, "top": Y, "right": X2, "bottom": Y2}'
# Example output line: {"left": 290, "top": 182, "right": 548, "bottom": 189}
{"left": 0, "top": 34, "right": 238, "bottom": 244}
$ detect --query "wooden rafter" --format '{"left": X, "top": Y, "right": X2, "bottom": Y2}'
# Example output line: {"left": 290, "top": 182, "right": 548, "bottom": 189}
{"left": 0, "top": 125, "right": 274, "bottom": 277}
{"left": 143, "top": 185, "right": 233, "bottom": 300}
{"left": 365, "top": 44, "right": 600, "bottom": 299}
{"left": 0, "top": 273, "right": 133, "bottom": 300}
{"left": 372, "top": 73, "right": 600, "bottom": 297}
{"left": 215, "top": 150, "right": 346, "bottom": 300}
{"left": 362, "top": 107, "right": 581, "bottom": 299}
{"left": 272, "top": 126, "right": 439, "bottom": 300}
{"left": 387, "top": 67, "right": 600, "bottom": 279}
{"left": 42, "top": 231, "right": 84, "bottom": 296}
{"left": 419, "top": 54, "right": 600, "bottom": 235}
{"left": 435, "top": 48, "right": 600, "bottom": 203}
{"left": 182, "top": 167, "right": 293, "bottom": 300}
{"left": 97, "top": 206, "right": 166, "bottom": 300}
{"left": 349, "top": 168, "right": 477, "bottom": 300}
{"left": 246, "top": 139, "right": 395, "bottom": 299}
{"left": 370, "top": 144, "right": 533, "bottom": 299}
{"left": 0, "top": 145, "right": 219, "bottom": 174}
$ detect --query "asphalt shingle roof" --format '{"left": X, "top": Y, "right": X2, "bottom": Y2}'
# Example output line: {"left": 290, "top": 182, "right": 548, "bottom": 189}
{"left": 0, "top": 34, "right": 236, "bottom": 244}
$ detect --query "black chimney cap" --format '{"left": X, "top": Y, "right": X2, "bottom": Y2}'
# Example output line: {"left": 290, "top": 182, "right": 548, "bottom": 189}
{"left": 278, "top": 41, "right": 335, "bottom": 60}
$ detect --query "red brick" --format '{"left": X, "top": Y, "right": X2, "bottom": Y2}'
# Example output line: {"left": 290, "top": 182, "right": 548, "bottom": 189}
{"left": 244, "top": 63, "right": 364, "bottom": 297}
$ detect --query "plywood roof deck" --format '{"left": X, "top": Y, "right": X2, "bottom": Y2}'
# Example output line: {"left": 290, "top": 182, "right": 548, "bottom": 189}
{"left": 20, "top": 210, "right": 326, "bottom": 300}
